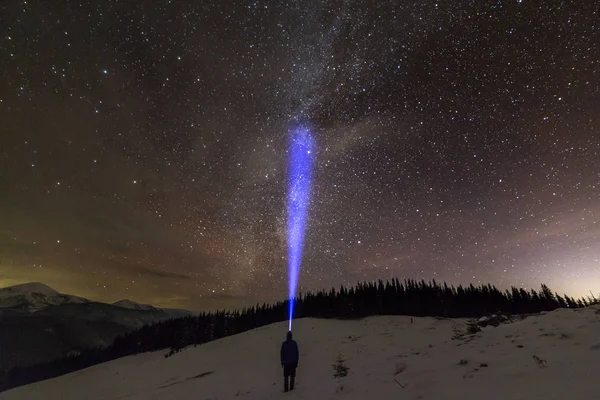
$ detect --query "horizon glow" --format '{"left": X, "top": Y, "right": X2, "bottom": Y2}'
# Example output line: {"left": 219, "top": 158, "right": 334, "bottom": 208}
{"left": 287, "top": 125, "right": 315, "bottom": 331}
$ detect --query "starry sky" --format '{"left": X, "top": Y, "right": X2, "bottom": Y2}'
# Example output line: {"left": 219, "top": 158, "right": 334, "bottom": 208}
{"left": 1, "top": 1, "right": 599, "bottom": 310}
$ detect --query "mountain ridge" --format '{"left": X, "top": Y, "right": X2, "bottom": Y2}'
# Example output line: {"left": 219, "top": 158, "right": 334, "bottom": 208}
{"left": 0, "top": 282, "right": 171, "bottom": 313}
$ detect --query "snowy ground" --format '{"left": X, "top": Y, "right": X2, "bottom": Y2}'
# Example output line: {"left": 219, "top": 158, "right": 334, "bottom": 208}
{"left": 4, "top": 305, "right": 600, "bottom": 400}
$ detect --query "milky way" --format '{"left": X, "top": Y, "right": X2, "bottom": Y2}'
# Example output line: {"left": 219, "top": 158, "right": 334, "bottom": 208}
{"left": 0, "top": 1, "right": 599, "bottom": 310}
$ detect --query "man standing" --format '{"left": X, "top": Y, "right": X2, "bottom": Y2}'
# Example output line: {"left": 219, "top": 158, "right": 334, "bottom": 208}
{"left": 280, "top": 331, "right": 299, "bottom": 392}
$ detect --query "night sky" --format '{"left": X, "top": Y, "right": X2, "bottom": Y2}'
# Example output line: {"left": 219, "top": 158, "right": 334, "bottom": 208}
{"left": 1, "top": 1, "right": 599, "bottom": 310}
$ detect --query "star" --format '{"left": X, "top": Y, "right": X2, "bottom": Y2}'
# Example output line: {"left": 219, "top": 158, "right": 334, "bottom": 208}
{"left": 0, "top": 0, "right": 597, "bottom": 310}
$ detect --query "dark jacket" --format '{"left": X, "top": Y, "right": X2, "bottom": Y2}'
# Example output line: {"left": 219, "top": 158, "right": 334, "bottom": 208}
{"left": 280, "top": 331, "right": 299, "bottom": 365}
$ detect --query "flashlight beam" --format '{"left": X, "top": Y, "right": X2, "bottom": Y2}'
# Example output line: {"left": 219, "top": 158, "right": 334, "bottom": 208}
{"left": 287, "top": 125, "right": 314, "bottom": 330}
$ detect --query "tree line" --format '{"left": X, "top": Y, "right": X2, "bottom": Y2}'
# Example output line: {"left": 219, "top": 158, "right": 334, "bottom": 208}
{"left": 1, "top": 278, "right": 597, "bottom": 391}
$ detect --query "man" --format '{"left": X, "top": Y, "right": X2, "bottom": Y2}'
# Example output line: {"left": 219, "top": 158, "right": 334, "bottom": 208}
{"left": 280, "top": 330, "right": 299, "bottom": 392}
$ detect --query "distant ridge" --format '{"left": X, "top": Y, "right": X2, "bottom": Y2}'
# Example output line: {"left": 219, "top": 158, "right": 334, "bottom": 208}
{"left": 113, "top": 299, "right": 158, "bottom": 311}
{"left": 0, "top": 282, "right": 181, "bottom": 313}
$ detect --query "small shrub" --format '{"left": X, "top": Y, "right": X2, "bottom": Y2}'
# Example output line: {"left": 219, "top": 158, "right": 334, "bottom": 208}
{"left": 394, "top": 363, "right": 407, "bottom": 375}
{"left": 452, "top": 321, "right": 481, "bottom": 340}
{"left": 559, "top": 333, "right": 571, "bottom": 340}
{"left": 466, "top": 322, "right": 481, "bottom": 335}
{"left": 332, "top": 353, "right": 349, "bottom": 378}
{"left": 451, "top": 326, "right": 465, "bottom": 340}
{"left": 164, "top": 349, "right": 175, "bottom": 358}
{"left": 533, "top": 355, "right": 547, "bottom": 368}
{"left": 458, "top": 359, "right": 469, "bottom": 366}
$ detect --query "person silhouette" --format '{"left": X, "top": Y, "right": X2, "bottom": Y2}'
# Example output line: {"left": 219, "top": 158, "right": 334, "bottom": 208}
{"left": 280, "top": 330, "right": 299, "bottom": 392}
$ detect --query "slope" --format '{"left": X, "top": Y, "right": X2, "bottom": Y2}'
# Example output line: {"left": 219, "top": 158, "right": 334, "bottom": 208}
{"left": 35, "top": 302, "right": 173, "bottom": 330}
{"left": 0, "top": 283, "right": 194, "bottom": 371}
{"left": 4, "top": 305, "right": 600, "bottom": 400}
{"left": 0, "top": 313, "right": 129, "bottom": 371}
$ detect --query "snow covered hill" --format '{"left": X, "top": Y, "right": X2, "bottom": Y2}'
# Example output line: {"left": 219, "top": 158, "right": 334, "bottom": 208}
{"left": 0, "top": 302, "right": 191, "bottom": 371}
{"left": 4, "top": 305, "right": 600, "bottom": 400}
{"left": 0, "top": 282, "right": 89, "bottom": 311}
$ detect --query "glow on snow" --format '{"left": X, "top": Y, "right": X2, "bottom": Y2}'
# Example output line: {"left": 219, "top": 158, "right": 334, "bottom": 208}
{"left": 287, "top": 125, "right": 315, "bottom": 331}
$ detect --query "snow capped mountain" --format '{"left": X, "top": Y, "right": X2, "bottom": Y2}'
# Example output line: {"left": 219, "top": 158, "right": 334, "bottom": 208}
{"left": 113, "top": 299, "right": 158, "bottom": 311}
{"left": 0, "top": 282, "right": 59, "bottom": 297}
{"left": 0, "top": 282, "right": 184, "bottom": 315}
{"left": 0, "top": 282, "right": 89, "bottom": 311}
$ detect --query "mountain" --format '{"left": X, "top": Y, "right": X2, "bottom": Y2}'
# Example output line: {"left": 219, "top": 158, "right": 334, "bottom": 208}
{"left": 3, "top": 305, "right": 600, "bottom": 399}
{"left": 0, "top": 283, "right": 193, "bottom": 372}
{"left": 0, "top": 282, "right": 89, "bottom": 311}
{"left": 113, "top": 299, "right": 158, "bottom": 311}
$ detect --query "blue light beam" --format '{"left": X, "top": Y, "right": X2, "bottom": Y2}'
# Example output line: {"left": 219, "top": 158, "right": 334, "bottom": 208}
{"left": 287, "top": 125, "right": 315, "bottom": 331}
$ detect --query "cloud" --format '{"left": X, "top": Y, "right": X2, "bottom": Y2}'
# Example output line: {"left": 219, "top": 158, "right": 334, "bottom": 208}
{"left": 127, "top": 263, "right": 193, "bottom": 281}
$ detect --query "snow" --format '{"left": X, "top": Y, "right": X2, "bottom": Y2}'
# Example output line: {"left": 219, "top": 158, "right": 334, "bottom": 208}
{"left": 4, "top": 305, "right": 600, "bottom": 400}
{"left": 0, "top": 282, "right": 59, "bottom": 298}
{"left": 0, "top": 282, "right": 88, "bottom": 311}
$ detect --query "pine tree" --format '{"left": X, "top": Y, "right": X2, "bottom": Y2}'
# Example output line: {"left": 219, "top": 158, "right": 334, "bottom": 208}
{"left": 332, "top": 353, "right": 349, "bottom": 378}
